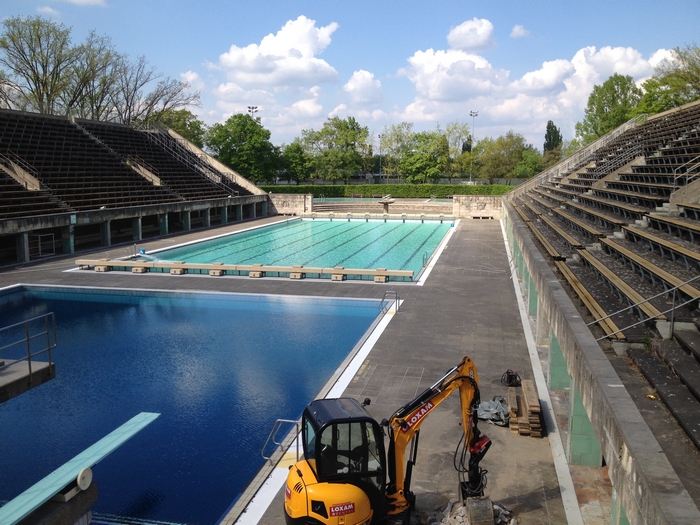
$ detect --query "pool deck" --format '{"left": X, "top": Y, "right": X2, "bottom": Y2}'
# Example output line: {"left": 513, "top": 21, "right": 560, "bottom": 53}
{"left": 0, "top": 217, "right": 597, "bottom": 524}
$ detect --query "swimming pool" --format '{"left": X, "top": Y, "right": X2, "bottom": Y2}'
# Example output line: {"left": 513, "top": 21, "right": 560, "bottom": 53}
{"left": 0, "top": 285, "right": 383, "bottom": 525}
{"left": 139, "top": 218, "right": 451, "bottom": 280}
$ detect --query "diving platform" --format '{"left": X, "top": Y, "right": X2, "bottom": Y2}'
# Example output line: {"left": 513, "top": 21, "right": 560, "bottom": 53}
{"left": 0, "top": 412, "right": 160, "bottom": 525}
{"left": 0, "top": 312, "right": 57, "bottom": 404}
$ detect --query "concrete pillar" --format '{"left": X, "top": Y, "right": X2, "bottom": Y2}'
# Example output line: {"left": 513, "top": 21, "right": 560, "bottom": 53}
{"left": 236, "top": 204, "right": 243, "bottom": 222}
{"left": 132, "top": 217, "right": 142, "bottom": 241}
{"left": 183, "top": 211, "right": 191, "bottom": 231}
{"left": 535, "top": 296, "right": 551, "bottom": 346}
{"left": 528, "top": 276, "right": 538, "bottom": 316}
{"left": 17, "top": 232, "right": 30, "bottom": 263}
{"left": 221, "top": 206, "right": 228, "bottom": 224}
{"left": 567, "top": 383, "right": 602, "bottom": 466}
{"left": 159, "top": 214, "right": 169, "bottom": 236}
{"left": 261, "top": 200, "right": 268, "bottom": 217}
{"left": 611, "top": 488, "right": 631, "bottom": 525}
{"left": 100, "top": 221, "right": 111, "bottom": 247}
{"left": 252, "top": 202, "right": 257, "bottom": 219}
{"left": 61, "top": 225, "right": 75, "bottom": 254}
{"left": 548, "top": 333, "right": 570, "bottom": 391}
{"left": 203, "top": 209, "right": 211, "bottom": 228}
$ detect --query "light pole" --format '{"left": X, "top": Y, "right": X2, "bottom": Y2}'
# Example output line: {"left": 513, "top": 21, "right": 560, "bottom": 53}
{"left": 469, "top": 110, "right": 478, "bottom": 180}
{"left": 378, "top": 134, "right": 382, "bottom": 184}
{"left": 247, "top": 105, "right": 259, "bottom": 120}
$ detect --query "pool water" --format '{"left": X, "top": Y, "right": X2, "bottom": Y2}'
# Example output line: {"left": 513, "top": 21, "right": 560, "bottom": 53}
{"left": 0, "top": 286, "right": 381, "bottom": 525}
{"left": 143, "top": 219, "right": 451, "bottom": 279}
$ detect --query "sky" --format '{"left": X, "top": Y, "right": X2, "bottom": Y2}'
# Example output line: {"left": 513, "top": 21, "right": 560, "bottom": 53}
{"left": 2, "top": 0, "right": 699, "bottom": 150}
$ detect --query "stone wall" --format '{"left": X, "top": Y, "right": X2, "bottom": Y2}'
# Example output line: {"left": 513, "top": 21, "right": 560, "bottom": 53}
{"left": 267, "top": 193, "right": 313, "bottom": 216}
{"left": 502, "top": 198, "right": 700, "bottom": 525}
{"left": 453, "top": 195, "right": 502, "bottom": 219}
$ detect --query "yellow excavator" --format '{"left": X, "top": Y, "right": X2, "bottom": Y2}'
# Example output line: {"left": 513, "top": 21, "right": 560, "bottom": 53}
{"left": 283, "top": 355, "right": 491, "bottom": 525}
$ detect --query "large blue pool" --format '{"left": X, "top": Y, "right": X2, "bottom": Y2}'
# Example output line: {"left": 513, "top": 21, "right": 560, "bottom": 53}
{"left": 0, "top": 286, "right": 381, "bottom": 524}
{"left": 141, "top": 218, "right": 451, "bottom": 280}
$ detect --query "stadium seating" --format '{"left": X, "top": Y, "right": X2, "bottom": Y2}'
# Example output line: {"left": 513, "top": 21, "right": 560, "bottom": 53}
{"left": 510, "top": 101, "right": 700, "bottom": 449}
{"left": 77, "top": 120, "right": 251, "bottom": 201}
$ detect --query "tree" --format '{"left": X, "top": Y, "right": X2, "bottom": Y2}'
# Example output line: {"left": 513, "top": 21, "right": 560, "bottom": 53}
{"left": 513, "top": 147, "right": 543, "bottom": 180}
{"left": 443, "top": 121, "right": 471, "bottom": 182}
{"left": 281, "top": 141, "right": 311, "bottom": 184}
{"left": 0, "top": 16, "right": 199, "bottom": 122}
{"left": 301, "top": 116, "right": 369, "bottom": 183}
{"left": 159, "top": 109, "right": 207, "bottom": 148}
{"left": 399, "top": 131, "right": 449, "bottom": 184}
{"left": 478, "top": 131, "right": 529, "bottom": 184}
{"left": 654, "top": 43, "right": 700, "bottom": 104}
{"left": 205, "top": 113, "right": 279, "bottom": 184}
{"left": 111, "top": 55, "right": 199, "bottom": 124}
{"left": 543, "top": 120, "right": 563, "bottom": 152}
{"left": 379, "top": 122, "right": 413, "bottom": 180}
{"left": 0, "top": 16, "right": 77, "bottom": 113}
{"left": 635, "top": 43, "right": 700, "bottom": 115}
{"left": 575, "top": 73, "right": 642, "bottom": 145}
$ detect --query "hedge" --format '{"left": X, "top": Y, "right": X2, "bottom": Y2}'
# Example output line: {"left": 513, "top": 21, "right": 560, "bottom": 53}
{"left": 260, "top": 183, "right": 513, "bottom": 198}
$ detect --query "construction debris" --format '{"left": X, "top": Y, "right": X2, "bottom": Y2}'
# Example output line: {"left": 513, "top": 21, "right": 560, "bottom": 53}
{"left": 432, "top": 498, "right": 519, "bottom": 524}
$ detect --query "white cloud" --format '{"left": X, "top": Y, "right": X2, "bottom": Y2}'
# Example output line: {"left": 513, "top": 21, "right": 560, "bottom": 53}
{"left": 181, "top": 70, "right": 205, "bottom": 91}
{"left": 343, "top": 70, "right": 382, "bottom": 105}
{"left": 511, "top": 59, "right": 574, "bottom": 93}
{"left": 447, "top": 18, "right": 494, "bottom": 51}
{"left": 37, "top": 6, "right": 60, "bottom": 16}
{"left": 399, "top": 48, "right": 509, "bottom": 101}
{"left": 396, "top": 39, "right": 667, "bottom": 147}
{"left": 648, "top": 48, "right": 674, "bottom": 69}
{"left": 215, "top": 15, "right": 339, "bottom": 88}
{"left": 510, "top": 25, "right": 530, "bottom": 38}
{"left": 61, "top": 0, "right": 107, "bottom": 5}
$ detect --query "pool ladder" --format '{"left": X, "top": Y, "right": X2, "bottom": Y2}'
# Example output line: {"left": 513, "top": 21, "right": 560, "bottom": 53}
{"left": 380, "top": 291, "right": 400, "bottom": 314}
{"left": 261, "top": 419, "right": 300, "bottom": 463}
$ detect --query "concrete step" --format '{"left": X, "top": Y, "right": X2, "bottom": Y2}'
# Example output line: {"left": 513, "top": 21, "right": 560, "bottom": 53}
{"left": 628, "top": 348, "right": 700, "bottom": 450}
{"left": 675, "top": 329, "right": 700, "bottom": 362}
{"left": 657, "top": 339, "right": 700, "bottom": 402}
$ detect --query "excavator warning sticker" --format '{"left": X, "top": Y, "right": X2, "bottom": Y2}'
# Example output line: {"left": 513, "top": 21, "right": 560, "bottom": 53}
{"left": 402, "top": 401, "right": 435, "bottom": 432}
{"left": 330, "top": 502, "right": 355, "bottom": 516}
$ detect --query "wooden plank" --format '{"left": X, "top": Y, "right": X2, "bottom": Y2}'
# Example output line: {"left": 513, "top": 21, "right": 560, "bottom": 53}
{"left": 522, "top": 380, "right": 541, "bottom": 413}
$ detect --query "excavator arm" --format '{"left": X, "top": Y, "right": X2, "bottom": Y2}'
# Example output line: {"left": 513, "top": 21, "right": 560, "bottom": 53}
{"left": 383, "top": 355, "right": 491, "bottom": 515}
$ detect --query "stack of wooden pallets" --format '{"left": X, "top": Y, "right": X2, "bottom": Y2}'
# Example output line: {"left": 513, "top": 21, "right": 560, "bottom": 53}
{"left": 508, "top": 379, "right": 543, "bottom": 438}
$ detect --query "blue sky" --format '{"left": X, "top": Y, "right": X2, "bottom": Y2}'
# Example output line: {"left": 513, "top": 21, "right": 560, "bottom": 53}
{"left": 2, "top": 0, "right": 699, "bottom": 149}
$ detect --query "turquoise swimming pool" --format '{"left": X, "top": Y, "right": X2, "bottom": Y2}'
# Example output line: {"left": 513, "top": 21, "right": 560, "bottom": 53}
{"left": 140, "top": 218, "right": 451, "bottom": 280}
{"left": 0, "top": 285, "right": 382, "bottom": 525}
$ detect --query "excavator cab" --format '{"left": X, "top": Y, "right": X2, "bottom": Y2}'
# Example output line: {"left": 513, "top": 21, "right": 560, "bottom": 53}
{"left": 285, "top": 397, "right": 387, "bottom": 525}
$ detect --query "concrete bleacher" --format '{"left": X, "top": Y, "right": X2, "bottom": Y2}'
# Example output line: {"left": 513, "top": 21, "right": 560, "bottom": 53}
{"left": 0, "top": 109, "right": 183, "bottom": 211}
{"left": 77, "top": 120, "right": 252, "bottom": 201}
{"left": 507, "top": 100, "right": 700, "bottom": 465}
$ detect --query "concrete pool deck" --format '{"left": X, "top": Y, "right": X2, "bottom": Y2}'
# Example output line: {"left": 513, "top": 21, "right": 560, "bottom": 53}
{"left": 0, "top": 218, "right": 596, "bottom": 524}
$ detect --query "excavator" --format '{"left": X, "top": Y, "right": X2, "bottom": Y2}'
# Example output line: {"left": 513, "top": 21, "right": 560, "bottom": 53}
{"left": 283, "top": 355, "right": 491, "bottom": 525}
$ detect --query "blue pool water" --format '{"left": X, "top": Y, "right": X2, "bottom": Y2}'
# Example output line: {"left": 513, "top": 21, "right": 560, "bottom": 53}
{"left": 144, "top": 219, "right": 451, "bottom": 279}
{"left": 0, "top": 286, "right": 380, "bottom": 524}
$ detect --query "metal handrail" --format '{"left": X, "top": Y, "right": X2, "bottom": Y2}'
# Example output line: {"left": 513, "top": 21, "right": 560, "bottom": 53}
{"left": 380, "top": 291, "right": 400, "bottom": 313}
{"left": 508, "top": 114, "right": 649, "bottom": 200}
{"left": 0, "top": 312, "right": 57, "bottom": 382}
{"left": 588, "top": 273, "right": 700, "bottom": 341}
{"left": 261, "top": 419, "right": 300, "bottom": 462}
{"left": 673, "top": 153, "right": 700, "bottom": 188}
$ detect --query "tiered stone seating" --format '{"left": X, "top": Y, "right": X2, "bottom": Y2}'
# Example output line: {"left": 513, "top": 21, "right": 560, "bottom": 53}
{"left": 0, "top": 109, "right": 181, "bottom": 211}
{"left": 0, "top": 170, "right": 68, "bottom": 219}
{"left": 77, "top": 120, "right": 251, "bottom": 201}
{"left": 510, "top": 100, "right": 700, "bottom": 449}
